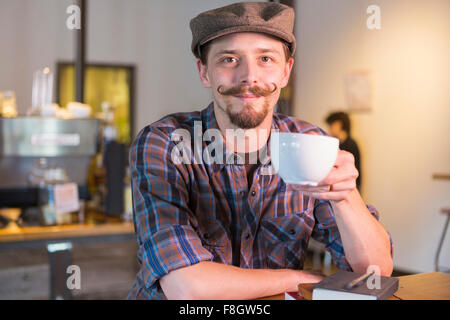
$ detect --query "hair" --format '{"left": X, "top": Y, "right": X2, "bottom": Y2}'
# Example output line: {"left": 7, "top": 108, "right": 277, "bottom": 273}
{"left": 199, "top": 37, "right": 292, "bottom": 65}
{"left": 325, "top": 112, "right": 351, "bottom": 135}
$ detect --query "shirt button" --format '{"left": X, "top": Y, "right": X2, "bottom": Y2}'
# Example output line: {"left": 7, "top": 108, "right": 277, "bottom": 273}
{"left": 251, "top": 190, "right": 256, "bottom": 196}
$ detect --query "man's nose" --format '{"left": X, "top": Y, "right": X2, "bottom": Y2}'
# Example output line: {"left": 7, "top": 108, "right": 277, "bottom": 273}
{"left": 237, "top": 59, "right": 258, "bottom": 86}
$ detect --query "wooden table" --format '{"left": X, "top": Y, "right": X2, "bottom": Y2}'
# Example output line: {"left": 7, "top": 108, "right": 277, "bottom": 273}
{"left": 259, "top": 272, "right": 450, "bottom": 300}
{"left": 2, "top": 217, "right": 449, "bottom": 300}
{"left": 0, "top": 220, "right": 135, "bottom": 251}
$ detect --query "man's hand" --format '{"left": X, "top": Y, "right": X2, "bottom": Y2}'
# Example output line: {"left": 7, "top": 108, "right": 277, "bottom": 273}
{"left": 293, "top": 150, "right": 359, "bottom": 202}
{"left": 160, "top": 261, "right": 326, "bottom": 300}
{"left": 287, "top": 269, "right": 326, "bottom": 292}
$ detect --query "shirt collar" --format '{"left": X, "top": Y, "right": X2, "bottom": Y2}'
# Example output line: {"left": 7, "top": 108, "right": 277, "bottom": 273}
{"left": 200, "top": 102, "right": 281, "bottom": 174}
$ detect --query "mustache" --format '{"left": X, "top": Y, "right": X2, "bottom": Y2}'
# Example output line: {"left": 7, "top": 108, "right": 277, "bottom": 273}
{"left": 217, "top": 83, "right": 277, "bottom": 97}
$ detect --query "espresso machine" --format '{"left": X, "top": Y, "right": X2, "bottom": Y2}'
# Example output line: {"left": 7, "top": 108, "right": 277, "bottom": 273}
{"left": 0, "top": 117, "right": 99, "bottom": 225}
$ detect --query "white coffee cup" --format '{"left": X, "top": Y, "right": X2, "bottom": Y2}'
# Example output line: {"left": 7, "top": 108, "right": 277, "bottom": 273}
{"left": 270, "top": 132, "right": 339, "bottom": 186}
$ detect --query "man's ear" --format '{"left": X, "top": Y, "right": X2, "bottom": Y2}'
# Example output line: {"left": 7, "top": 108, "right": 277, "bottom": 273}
{"left": 280, "top": 57, "right": 294, "bottom": 88}
{"left": 196, "top": 59, "right": 211, "bottom": 88}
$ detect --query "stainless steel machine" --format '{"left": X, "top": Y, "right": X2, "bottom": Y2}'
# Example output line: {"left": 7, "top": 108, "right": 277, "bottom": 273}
{"left": 0, "top": 117, "right": 99, "bottom": 212}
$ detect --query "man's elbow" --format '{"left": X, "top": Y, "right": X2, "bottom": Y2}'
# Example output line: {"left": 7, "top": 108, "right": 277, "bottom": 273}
{"left": 351, "top": 255, "right": 393, "bottom": 277}
{"left": 160, "top": 265, "right": 208, "bottom": 300}
{"left": 163, "top": 282, "right": 206, "bottom": 300}
{"left": 379, "top": 235, "right": 394, "bottom": 276}
{"left": 380, "top": 257, "right": 394, "bottom": 277}
{"left": 160, "top": 277, "right": 195, "bottom": 300}
{"left": 164, "top": 288, "right": 196, "bottom": 300}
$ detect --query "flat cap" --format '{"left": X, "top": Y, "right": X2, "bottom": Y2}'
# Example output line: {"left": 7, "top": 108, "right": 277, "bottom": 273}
{"left": 190, "top": 2, "right": 296, "bottom": 59}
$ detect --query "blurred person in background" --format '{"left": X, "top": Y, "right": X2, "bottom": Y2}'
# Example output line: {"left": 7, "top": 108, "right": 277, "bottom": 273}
{"left": 326, "top": 112, "right": 361, "bottom": 190}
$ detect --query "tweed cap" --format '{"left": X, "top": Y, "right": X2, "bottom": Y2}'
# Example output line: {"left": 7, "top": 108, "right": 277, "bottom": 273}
{"left": 190, "top": 2, "right": 296, "bottom": 59}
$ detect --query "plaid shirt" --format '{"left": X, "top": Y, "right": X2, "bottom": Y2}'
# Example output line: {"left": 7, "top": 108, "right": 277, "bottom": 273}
{"left": 127, "top": 102, "right": 393, "bottom": 300}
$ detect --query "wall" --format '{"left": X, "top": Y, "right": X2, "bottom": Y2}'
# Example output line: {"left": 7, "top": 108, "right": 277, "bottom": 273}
{"left": 0, "top": 0, "right": 264, "bottom": 134}
{"left": 294, "top": 0, "right": 450, "bottom": 273}
{"left": 0, "top": 0, "right": 74, "bottom": 113}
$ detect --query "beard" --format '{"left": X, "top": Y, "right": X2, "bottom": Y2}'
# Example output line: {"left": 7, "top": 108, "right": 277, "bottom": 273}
{"left": 217, "top": 83, "right": 277, "bottom": 129}
{"left": 225, "top": 99, "right": 271, "bottom": 129}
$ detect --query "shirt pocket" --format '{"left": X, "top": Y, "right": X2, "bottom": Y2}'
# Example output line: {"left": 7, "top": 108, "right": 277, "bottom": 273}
{"left": 260, "top": 209, "right": 313, "bottom": 269}
{"left": 266, "top": 186, "right": 315, "bottom": 219}
{"left": 198, "top": 220, "right": 231, "bottom": 264}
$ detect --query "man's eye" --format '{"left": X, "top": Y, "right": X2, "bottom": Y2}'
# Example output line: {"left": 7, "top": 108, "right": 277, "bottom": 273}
{"left": 261, "top": 56, "right": 272, "bottom": 63}
{"left": 223, "top": 57, "right": 237, "bottom": 63}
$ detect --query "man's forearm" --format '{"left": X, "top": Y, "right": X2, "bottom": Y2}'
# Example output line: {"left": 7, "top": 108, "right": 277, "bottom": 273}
{"left": 331, "top": 189, "right": 393, "bottom": 276}
{"left": 160, "top": 261, "right": 319, "bottom": 300}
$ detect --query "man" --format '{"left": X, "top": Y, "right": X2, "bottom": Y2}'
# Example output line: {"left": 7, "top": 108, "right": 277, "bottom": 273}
{"left": 325, "top": 112, "right": 362, "bottom": 190}
{"left": 128, "top": 2, "right": 393, "bottom": 300}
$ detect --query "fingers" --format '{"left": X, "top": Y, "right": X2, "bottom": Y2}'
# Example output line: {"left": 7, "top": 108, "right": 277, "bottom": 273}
{"left": 291, "top": 184, "right": 330, "bottom": 193}
{"left": 295, "top": 181, "right": 354, "bottom": 201}
{"left": 302, "top": 190, "right": 352, "bottom": 201}
{"left": 291, "top": 179, "right": 355, "bottom": 195}
{"left": 335, "top": 150, "right": 355, "bottom": 166}
{"left": 319, "top": 152, "right": 358, "bottom": 186}
{"left": 290, "top": 149, "right": 358, "bottom": 202}
{"left": 300, "top": 180, "right": 355, "bottom": 201}
{"left": 321, "top": 165, "right": 358, "bottom": 186}
{"left": 328, "top": 179, "right": 356, "bottom": 193}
